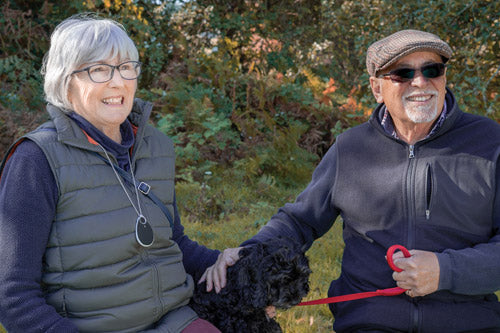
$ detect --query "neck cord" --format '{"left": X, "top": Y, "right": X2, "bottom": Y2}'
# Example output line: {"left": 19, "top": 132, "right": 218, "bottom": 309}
{"left": 98, "top": 143, "right": 154, "bottom": 247}
{"left": 99, "top": 143, "right": 143, "bottom": 218}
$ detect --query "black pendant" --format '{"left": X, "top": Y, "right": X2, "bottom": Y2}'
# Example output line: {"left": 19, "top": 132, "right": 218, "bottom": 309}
{"left": 135, "top": 215, "right": 154, "bottom": 247}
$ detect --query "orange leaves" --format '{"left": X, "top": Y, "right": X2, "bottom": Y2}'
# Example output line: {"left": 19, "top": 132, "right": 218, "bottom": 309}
{"left": 323, "top": 78, "right": 337, "bottom": 95}
{"left": 320, "top": 78, "right": 337, "bottom": 105}
{"left": 339, "top": 86, "right": 371, "bottom": 119}
{"left": 85, "top": 0, "right": 147, "bottom": 24}
{"left": 249, "top": 33, "right": 282, "bottom": 54}
{"left": 320, "top": 79, "right": 371, "bottom": 120}
{"left": 243, "top": 33, "right": 283, "bottom": 68}
{"left": 275, "top": 72, "right": 284, "bottom": 82}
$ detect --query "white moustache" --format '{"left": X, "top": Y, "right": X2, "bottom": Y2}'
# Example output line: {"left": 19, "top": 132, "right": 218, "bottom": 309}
{"left": 403, "top": 90, "right": 438, "bottom": 99}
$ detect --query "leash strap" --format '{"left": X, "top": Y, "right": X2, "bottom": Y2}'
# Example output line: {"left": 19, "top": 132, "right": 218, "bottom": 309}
{"left": 298, "top": 245, "right": 411, "bottom": 306}
{"left": 298, "top": 287, "right": 406, "bottom": 306}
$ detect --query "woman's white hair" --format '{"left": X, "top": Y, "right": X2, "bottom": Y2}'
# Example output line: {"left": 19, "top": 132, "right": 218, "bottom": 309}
{"left": 41, "top": 13, "right": 139, "bottom": 111}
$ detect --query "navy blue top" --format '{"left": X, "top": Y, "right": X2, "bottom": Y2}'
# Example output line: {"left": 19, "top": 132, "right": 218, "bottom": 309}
{"left": 0, "top": 113, "right": 219, "bottom": 332}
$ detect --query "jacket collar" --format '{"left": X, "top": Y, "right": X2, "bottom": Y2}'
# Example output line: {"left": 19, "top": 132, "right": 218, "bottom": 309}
{"left": 46, "top": 98, "right": 153, "bottom": 153}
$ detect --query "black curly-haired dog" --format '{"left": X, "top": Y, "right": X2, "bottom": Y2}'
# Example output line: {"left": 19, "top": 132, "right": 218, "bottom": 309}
{"left": 191, "top": 237, "right": 311, "bottom": 333}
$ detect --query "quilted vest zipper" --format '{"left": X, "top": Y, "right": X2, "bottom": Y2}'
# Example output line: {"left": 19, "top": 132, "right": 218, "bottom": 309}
{"left": 152, "top": 261, "right": 165, "bottom": 321}
{"left": 140, "top": 249, "right": 165, "bottom": 321}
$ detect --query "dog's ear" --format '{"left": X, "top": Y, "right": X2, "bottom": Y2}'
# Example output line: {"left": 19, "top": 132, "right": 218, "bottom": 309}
{"left": 300, "top": 243, "right": 309, "bottom": 253}
{"left": 249, "top": 272, "right": 268, "bottom": 309}
{"left": 237, "top": 244, "right": 270, "bottom": 309}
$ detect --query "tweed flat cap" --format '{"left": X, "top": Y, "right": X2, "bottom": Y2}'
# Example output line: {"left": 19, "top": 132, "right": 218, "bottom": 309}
{"left": 366, "top": 29, "right": 452, "bottom": 77}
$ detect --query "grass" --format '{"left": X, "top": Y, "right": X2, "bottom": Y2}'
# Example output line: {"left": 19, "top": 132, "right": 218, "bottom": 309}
{"left": 175, "top": 173, "right": 342, "bottom": 332}
{"left": 182, "top": 211, "right": 343, "bottom": 333}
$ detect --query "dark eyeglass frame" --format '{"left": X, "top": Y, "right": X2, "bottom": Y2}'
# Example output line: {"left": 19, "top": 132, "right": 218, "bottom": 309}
{"left": 71, "top": 60, "right": 142, "bottom": 83}
{"left": 378, "top": 62, "right": 446, "bottom": 83}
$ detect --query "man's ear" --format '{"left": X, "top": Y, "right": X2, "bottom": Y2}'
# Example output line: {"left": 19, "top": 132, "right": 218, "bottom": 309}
{"left": 369, "top": 77, "right": 384, "bottom": 104}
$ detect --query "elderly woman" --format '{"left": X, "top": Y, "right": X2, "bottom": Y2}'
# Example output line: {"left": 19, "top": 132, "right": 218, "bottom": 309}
{"left": 0, "top": 14, "right": 224, "bottom": 332}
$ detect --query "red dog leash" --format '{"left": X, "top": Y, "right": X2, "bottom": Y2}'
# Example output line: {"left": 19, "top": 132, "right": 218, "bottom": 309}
{"left": 298, "top": 245, "right": 411, "bottom": 306}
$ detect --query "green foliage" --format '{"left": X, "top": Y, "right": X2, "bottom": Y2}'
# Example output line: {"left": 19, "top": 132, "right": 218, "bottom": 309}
{"left": 0, "top": 3, "right": 499, "bottom": 329}
{"left": 235, "top": 122, "right": 318, "bottom": 187}
{"left": 2, "top": 0, "right": 498, "bottom": 156}
{"left": 0, "top": 0, "right": 82, "bottom": 148}
{"left": 315, "top": 0, "right": 500, "bottom": 118}
{"left": 155, "top": 81, "right": 239, "bottom": 172}
{"left": 145, "top": 0, "right": 499, "bottom": 194}
{"left": 2, "top": 0, "right": 498, "bottom": 218}
{"left": 0, "top": 55, "right": 44, "bottom": 110}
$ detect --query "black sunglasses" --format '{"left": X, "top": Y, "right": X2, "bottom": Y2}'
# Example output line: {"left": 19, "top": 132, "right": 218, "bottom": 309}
{"left": 378, "top": 63, "right": 446, "bottom": 83}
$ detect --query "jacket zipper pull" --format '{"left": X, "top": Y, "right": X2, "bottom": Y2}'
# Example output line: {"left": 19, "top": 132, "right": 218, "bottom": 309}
{"left": 409, "top": 145, "right": 415, "bottom": 159}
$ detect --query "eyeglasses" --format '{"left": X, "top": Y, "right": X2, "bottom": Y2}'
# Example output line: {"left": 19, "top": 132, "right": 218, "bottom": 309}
{"left": 71, "top": 61, "right": 142, "bottom": 83}
{"left": 378, "top": 63, "right": 446, "bottom": 83}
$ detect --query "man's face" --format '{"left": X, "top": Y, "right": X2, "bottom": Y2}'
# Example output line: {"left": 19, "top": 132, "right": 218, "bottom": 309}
{"left": 370, "top": 51, "right": 447, "bottom": 126}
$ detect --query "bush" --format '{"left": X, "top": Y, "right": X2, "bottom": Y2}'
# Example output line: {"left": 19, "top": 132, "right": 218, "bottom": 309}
{"left": 0, "top": 2, "right": 499, "bottom": 331}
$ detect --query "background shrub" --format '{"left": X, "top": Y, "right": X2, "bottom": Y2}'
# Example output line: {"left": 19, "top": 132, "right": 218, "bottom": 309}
{"left": 0, "top": 1, "right": 499, "bottom": 331}
{"left": 2, "top": 1, "right": 498, "bottom": 171}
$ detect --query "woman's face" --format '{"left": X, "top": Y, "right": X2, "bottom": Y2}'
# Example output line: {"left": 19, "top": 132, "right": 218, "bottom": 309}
{"left": 68, "top": 57, "right": 137, "bottom": 136}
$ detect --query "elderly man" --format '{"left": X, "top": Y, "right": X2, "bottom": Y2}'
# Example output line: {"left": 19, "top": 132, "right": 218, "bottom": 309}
{"left": 203, "top": 30, "right": 500, "bottom": 331}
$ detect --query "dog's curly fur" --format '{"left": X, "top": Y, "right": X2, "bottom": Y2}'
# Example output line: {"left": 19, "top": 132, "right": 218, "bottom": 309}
{"left": 191, "top": 237, "right": 311, "bottom": 333}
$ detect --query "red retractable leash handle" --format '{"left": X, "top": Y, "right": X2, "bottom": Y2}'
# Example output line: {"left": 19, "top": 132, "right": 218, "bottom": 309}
{"left": 298, "top": 245, "right": 411, "bottom": 306}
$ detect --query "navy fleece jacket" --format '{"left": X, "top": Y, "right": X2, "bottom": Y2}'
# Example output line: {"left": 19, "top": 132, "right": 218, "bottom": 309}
{"left": 242, "top": 90, "right": 500, "bottom": 331}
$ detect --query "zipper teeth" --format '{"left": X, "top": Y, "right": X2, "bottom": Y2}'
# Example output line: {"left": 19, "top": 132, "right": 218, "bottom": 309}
{"left": 425, "top": 164, "right": 432, "bottom": 220}
{"left": 412, "top": 302, "right": 419, "bottom": 332}
{"left": 407, "top": 144, "right": 419, "bottom": 331}
{"left": 153, "top": 263, "right": 164, "bottom": 320}
{"left": 406, "top": 144, "right": 417, "bottom": 249}
{"left": 141, "top": 250, "right": 164, "bottom": 320}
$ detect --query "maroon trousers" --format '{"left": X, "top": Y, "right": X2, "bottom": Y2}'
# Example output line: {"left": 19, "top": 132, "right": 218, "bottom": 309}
{"left": 182, "top": 318, "right": 221, "bottom": 332}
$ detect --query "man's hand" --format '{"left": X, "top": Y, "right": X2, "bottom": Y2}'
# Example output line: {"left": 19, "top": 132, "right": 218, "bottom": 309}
{"left": 391, "top": 249, "right": 440, "bottom": 297}
{"left": 199, "top": 247, "right": 242, "bottom": 293}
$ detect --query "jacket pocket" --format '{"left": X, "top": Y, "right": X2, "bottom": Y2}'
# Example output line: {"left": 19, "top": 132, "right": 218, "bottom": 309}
{"left": 425, "top": 164, "right": 433, "bottom": 220}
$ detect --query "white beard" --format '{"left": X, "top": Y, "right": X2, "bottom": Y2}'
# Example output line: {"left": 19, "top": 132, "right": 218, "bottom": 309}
{"left": 402, "top": 90, "right": 439, "bottom": 123}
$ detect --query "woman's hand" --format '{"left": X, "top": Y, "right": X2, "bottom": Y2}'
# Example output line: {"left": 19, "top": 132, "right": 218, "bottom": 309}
{"left": 265, "top": 306, "right": 277, "bottom": 319}
{"left": 199, "top": 247, "right": 242, "bottom": 293}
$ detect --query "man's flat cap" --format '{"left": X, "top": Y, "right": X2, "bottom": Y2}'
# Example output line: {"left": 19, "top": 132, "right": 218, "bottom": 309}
{"left": 366, "top": 29, "right": 452, "bottom": 77}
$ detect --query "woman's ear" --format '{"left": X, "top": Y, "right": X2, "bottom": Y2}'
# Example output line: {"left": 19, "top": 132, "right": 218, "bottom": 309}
{"left": 67, "top": 81, "right": 73, "bottom": 105}
{"left": 369, "top": 77, "right": 384, "bottom": 104}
